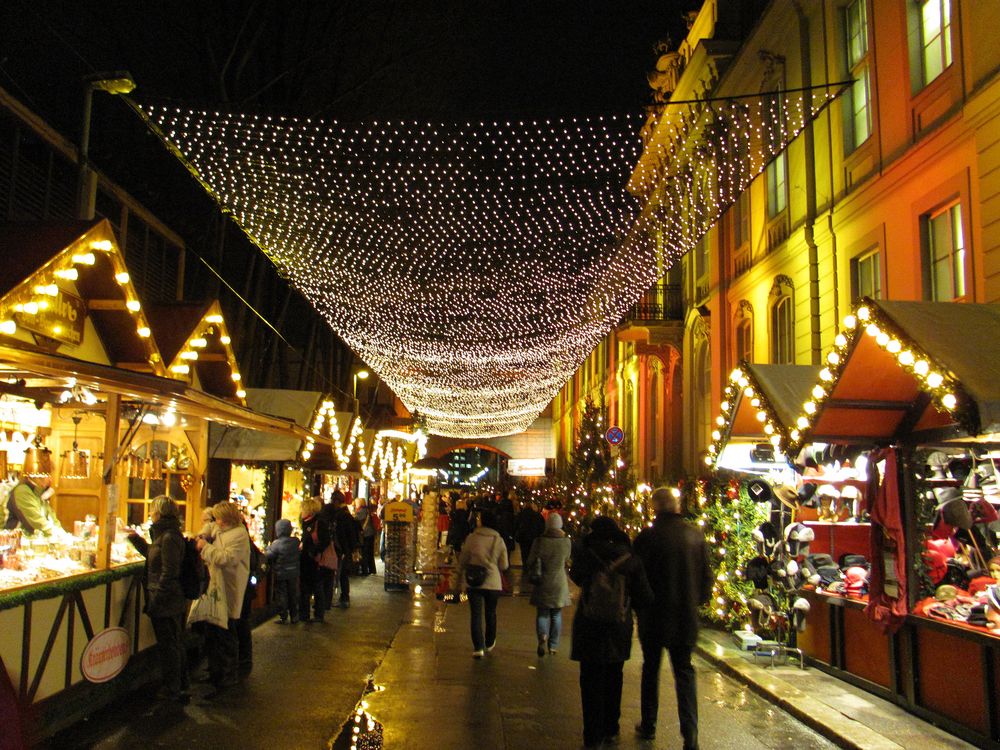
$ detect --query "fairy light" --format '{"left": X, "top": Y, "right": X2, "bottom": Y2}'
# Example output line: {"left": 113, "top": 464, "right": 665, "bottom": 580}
{"left": 137, "top": 86, "right": 838, "bottom": 438}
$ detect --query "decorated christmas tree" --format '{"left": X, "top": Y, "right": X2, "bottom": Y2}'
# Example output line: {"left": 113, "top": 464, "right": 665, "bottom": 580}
{"left": 566, "top": 396, "right": 645, "bottom": 534}
{"left": 684, "top": 473, "right": 769, "bottom": 632}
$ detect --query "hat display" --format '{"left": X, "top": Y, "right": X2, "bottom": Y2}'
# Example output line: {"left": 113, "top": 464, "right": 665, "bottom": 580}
{"left": 923, "top": 549, "right": 948, "bottom": 585}
{"left": 844, "top": 566, "right": 869, "bottom": 596}
{"left": 744, "top": 556, "right": 771, "bottom": 590}
{"left": 935, "top": 487, "right": 973, "bottom": 530}
{"left": 746, "top": 479, "right": 774, "bottom": 504}
{"left": 773, "top": 485, "right": 798, "bottom": 508}
{"left": 968, "top": 576, "right": 997, "bottom": 595}
{"left": 791, "top": 597, "right": 811, "bottom": 632}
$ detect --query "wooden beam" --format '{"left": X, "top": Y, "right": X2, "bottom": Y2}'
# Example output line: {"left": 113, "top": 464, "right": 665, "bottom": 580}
{"left": 87, "top": 299, "right": 127, "bottom": 311}
{"left": 825, "top": 398, "right": 912, "bottom": 411}
{"left": 194, "top": 353, "right": 227, "bottom": 362}
{"left": 114, "top": 362, "right": 155, "bottom": 372}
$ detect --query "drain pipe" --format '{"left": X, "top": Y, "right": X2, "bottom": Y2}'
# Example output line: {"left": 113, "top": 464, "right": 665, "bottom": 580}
{"left": 794, "top": 1, "right": 822, "bottom": 365}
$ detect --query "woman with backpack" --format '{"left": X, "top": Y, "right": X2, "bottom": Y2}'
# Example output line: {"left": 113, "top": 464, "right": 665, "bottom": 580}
{"left": 299, "top": 497, "right": 330, "bottom": 622}
{"left": 127, "top": 495, "right": 189, "bottom": 704}
{"left": 525, "top": 511, "right": 571, "bottom": 656}
{"left": 458, "top": 508, "right": 509, "bottom": 658}
{"left": 569, "top": 516, "right": 653, "bottom": 749}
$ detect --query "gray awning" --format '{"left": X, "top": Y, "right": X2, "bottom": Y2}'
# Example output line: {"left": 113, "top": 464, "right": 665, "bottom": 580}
{"left": 208, "top": 389, "right": 323, "bottom": 462}
{"left": 743, "top": 363, "right": 822, "bottom": 433}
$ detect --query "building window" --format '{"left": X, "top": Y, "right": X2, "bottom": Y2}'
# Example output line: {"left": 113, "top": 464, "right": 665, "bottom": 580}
{"left": 919, "top": 0, "right": 953, "bottom": 86}
{"left": 694, "top": 338, "right": 712, "bottom": 457}
{"left": 766, "top": 153, "right": 788, "bottom": 218}
{"left": 771, "top": 292, "right": 795, "bottom": 365}
{"left": 926, "top": 203, "right": 966, "bottom": 301}
{"left": 734, "top": 191, "right": 750, "bottom": 248}
{"left": 852, "top": 250, "right": 882, "bottom": 302}
{"left": 845, "top": 0, "right": 872, "bottom": 150}
{"left": 736, "top": 317, "right": 753, "bottom": 364}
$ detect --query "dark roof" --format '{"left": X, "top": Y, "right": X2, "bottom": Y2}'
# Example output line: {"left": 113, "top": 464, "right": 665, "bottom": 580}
{"left": 0, "top": 222, "right": 97, "bottom": 297}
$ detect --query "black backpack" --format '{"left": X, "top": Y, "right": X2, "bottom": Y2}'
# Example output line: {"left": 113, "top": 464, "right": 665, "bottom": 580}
{"left": 247, "top": 540, "right": 263, "bottom": 589}
{"left": 180, "top": 538, "right": 206, "bottom": 600}
{"left": 581, "top": 553, "right": 631, "bottom": 624}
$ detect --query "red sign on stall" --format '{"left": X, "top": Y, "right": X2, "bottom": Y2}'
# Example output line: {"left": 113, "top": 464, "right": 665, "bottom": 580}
{"left": 80, "top": 627, "right": 130, "bottom": 683}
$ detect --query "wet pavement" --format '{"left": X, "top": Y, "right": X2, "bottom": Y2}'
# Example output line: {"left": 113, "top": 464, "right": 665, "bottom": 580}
{"left": 41, "top": 566, "right": 950, "bottom": 749}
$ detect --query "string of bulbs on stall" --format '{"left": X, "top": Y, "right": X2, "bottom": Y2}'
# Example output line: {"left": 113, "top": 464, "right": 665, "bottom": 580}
{"left": 134, "top": 86, "right": 840, "bottom": 438}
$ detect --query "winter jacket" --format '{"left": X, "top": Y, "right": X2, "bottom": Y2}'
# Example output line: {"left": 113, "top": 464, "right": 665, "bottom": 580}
{"left": 354, "top": 504, "right": 377, "bottom": 539}
{"left": 132, "top": 516, "right": 187, "bottom": 618}
{"left": 526, "top": 530, "right": 571, "bottom": 609}
{"left": 333, "top": 505, "right": 361, "bottom": 555}
{"left": 458, "top": 526, "right": 509, "bottom": 591}
{"left": 446, "top": 507, "right": 470, "bottom": 550}
{"left": 200, "top": 523, "right": 251, "bottom": 620}
{"left": 5, "top": 480, "right": 60, "bottom": 535}
{"left": 570, "top": 534, "right": 652, "bottom": 664}
{"left": 514, "top": 507, "right": 546, "bottom": 548}
{"left": 633, "top": 511, "right": 713, "bottom": 648}
{"left": 265, "top": 519, "right": 301, "bottom": 582}
{"left": 300, "top": 512, "right": 330, "bottom": 582}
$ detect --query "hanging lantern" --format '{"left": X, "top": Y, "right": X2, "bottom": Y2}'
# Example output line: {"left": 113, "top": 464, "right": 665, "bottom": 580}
{"left": 23, "top": 443, "right": 52, "bottom": 477}
{"left": 59, "top": 414, "right": 90, "bottom": 480}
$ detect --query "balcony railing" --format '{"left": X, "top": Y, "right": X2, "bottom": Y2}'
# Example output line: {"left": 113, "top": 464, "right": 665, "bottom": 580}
{"left": 624, "top": 283, "right": 684, "bottom": 323}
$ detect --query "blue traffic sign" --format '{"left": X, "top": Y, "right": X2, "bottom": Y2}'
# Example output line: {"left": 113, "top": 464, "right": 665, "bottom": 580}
{"left": 605, "top": 426, "right": 624, "bottom": 445}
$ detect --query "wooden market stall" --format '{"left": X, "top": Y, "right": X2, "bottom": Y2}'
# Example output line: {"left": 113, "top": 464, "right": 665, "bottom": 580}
{"left": 0, "top": 220, "right": 312, "bottom": 740}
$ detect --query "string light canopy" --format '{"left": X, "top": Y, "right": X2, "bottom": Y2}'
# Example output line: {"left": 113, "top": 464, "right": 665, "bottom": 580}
{"left": 133, "top": 86, "right": 841, "bottom": 438}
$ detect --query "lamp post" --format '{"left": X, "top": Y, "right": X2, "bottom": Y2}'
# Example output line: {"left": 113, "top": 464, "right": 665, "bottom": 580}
{"left": 352, "top": 369, "right": 370, "bottom": 422}
{"left": 77, "top": 71, "right": 136, "bottom": 220}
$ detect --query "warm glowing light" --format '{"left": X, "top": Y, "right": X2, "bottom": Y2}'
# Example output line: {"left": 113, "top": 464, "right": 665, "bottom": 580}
{"left": 54, "top": 268, "right": 78, "bottom": 281}
{"left": 0, "top": 320, "right": 16, "bottom": 335}
{"left": 137, "top": 326, "right": 151, "bottom": 338}
{"left": 115, "top": 272, "right": 131, "bottom": 284}
{"left": 231, "top": 372, "right": 242, "bottom": 381}
{"left": 205, "top": 314, "right": 224, "bottom": 324}
{"left": 126, "top": 299, "right": 141, "bottom": 312}
{"left": 90, "top": 240, "right": 113, "bottom": 252}
{"left": 72, "top": 252, "right": 96, "bottom": 265}
{"left": 189, "top": 337, "right": 208, "bottom": 348}
{"left": 942, "top": 393, "right": 957, "bottom": 409}
{"left": 171, "top": 364, "right": 190, "bottom": 375}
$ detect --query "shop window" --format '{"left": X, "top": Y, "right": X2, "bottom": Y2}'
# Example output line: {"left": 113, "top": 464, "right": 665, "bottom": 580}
{"left": 918, "top": 0, "right": 953, "bottom": 87}
{"left": 770, "top": 278, "right": 795, "bottom": 364}
{"left": 924, "top": 202, "right": 966, "bottom": 301}
{"left": 694, "top": 337, "right": 712, "bottom": 456}
{"left": 125, "top": 440, "right": 192, "bottom": 526}
{"left": 766, "top": 153, "right": 788, "bottom": 219}
{"left": 844, "top": 0, "right": 872, "bottom": 151}
{"left": 852, "top": 249, "right": 881, "bottom": 302}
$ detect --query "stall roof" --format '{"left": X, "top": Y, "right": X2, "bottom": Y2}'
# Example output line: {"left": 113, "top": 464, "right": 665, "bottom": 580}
{"left": 145, "top": 300, "right": 247, "bottom": 405}
{"left": 0, "top": 219, "right": 166, "bottom": 376}
{"left": 707, "top": 362, "right": 820, "bottom": 467}
{"left": 800, "top": 299, "right": 1000, "bottom": 447}
{"left": 0, "top": 338, "right": 311, "bottom": 439}
{"left": 207, "top": 389, "right": 323, "bottom": 462}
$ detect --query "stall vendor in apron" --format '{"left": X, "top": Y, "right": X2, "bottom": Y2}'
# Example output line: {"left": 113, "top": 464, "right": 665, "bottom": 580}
{"left": 5, "top": 474, "right": 63, "bottom": 535}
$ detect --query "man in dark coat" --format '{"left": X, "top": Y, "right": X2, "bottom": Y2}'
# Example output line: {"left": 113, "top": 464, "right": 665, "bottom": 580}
{"left": 632, "top": 487, "right": 713, "bottom": 749}
{"left": 332, "top": 493, "right": 361, "bottom": 607}
{"left": 514, "top": 500, "right": 546, "bottom": 569}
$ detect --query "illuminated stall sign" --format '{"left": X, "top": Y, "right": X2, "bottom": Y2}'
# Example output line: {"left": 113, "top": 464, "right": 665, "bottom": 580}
{"left": 15, "top": 287, "right": 87, "bottom": 347}
{"left": 507, "top": 458, "right": 546, "bottom": 477}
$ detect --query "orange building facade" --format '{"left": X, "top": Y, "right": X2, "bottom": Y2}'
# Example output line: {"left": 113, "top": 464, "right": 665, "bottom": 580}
{"left": 551, "top": 0, "right": 1000, "bottom": 482}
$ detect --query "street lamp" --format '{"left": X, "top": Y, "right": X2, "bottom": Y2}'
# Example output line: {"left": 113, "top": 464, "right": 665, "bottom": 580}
{"left": 352, "top": 369, "right": 370, "bottom": 421}
{"left": 77, "top": 71, "right": 136, "bottom": 220}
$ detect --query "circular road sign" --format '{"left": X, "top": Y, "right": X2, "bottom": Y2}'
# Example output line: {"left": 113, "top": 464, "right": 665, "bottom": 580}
{"left": 605, "top": 426, "right": 624, "bottom": 445}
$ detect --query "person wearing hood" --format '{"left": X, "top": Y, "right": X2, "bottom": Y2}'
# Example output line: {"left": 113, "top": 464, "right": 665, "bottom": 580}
{"left": 525, "top": 511, "right": 571, "bottom": 656}
{"left": 632, "top": 488, "right": 713, "bottom": 749}
{"left": 265, "top": 518, "right": 301, "bottom": 623}
{"left": 570, "top": 516, "right": 652, "bottom": 749}
{"left": 127, "top": 495, "right": 189, "bottom": 704}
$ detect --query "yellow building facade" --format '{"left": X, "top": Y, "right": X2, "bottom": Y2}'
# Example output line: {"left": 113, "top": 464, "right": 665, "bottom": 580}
{"left": 551, "top": 0, "right": 1000, "bottom": 479}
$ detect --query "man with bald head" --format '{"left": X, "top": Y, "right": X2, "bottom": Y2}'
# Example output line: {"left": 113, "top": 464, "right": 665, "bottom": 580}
{"left": 632, "top": 487, "right": 712, "bottom": 749}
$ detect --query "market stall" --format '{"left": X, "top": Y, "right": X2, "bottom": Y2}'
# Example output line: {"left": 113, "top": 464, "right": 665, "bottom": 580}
{"left": 0, "top": 220, "right": 312, "bottom": 739}
{"left": 784, "top": 298, "right": 1000, "bottom": 747}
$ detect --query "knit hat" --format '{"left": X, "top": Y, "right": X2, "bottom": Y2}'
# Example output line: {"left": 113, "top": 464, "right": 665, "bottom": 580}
{"left": 546, "top": 512, "right": 563, "bottom": 531}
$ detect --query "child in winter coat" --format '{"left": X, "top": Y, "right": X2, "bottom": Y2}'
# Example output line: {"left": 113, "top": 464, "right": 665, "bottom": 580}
{"left": 265, "top": 519, "right": 301, "bottom": 623}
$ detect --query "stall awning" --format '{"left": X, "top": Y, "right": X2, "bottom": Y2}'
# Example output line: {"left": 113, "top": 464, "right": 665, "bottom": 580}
{"left": 0, "top": 339, "right": 311, "bottom": 440}
{"left": 800, "top": 299, "right": 1000, "bottom": 446}
{"left": 708, "top": 362, "right": 820, "bottom": 468}
{"left": 208, "top": 389, "right": 323, "bottom": 462}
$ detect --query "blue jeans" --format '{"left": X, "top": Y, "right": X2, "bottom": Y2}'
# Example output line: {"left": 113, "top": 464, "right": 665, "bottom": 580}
{"left": 535, "top": 607, "right": 562, "bottom": 649}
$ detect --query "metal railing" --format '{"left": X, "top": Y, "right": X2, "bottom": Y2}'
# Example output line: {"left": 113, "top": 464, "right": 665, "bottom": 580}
{"left": 624, "top": 283, "right": 684, "bottom": 322}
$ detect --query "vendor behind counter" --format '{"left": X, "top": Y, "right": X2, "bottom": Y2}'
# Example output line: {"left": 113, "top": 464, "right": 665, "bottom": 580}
{"left": 4, "top": 474, "right": 64, "bottom": 536}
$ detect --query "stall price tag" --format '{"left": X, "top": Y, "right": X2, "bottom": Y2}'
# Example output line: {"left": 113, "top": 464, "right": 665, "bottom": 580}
{"left": 106, "top": 485, "right": 119, "bottom": 515}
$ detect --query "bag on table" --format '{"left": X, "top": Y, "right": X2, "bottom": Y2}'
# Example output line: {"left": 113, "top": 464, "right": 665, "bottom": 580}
{"left": 187, "top": 573, "right": 229, "bottom": 629}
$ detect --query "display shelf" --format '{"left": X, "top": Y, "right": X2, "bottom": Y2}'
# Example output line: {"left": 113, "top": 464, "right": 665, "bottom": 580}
{"left": 0, "top": 562, "right": 142, "bottom": 612}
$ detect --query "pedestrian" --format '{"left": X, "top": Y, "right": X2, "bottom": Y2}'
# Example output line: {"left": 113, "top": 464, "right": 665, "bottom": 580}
{"left": 196, "top": 500, "right": 250, "bottom": 697}
{"left": 632, "top": 488, "right": 713, "bottom": 749}
{"left": 299, "top": 497, "right": 330, "bottom": 622}
{"left": 525, "top": 511, "right": 571, "bottom": 656}
{"left": 236, "top": 528, "right": 262, "bottom": 674}
{"left": 569, "top": 516, "right": 652, "bottom": 749}
{"left": 514, "top": 500, "right": 546, "bottom": 570}
{"left": 445, "top": 495, "right": 471, "bottom": 556}
{"left": 458, "top": 508, "right": 509, "bottom": 658}
{"left": 127, "top": 495, "right": 189, "bottom": 704}
{"left": 333, "top": 493, "right": 361, "bottom": 607}
{"left": 265, "top": 518, "right": 301, "bottom": 623}
{"left": 354, "top": 498, "right": 378, "bottom": 575}
{"left": 317, "top": 494, "right": 339, "bottom": 609}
